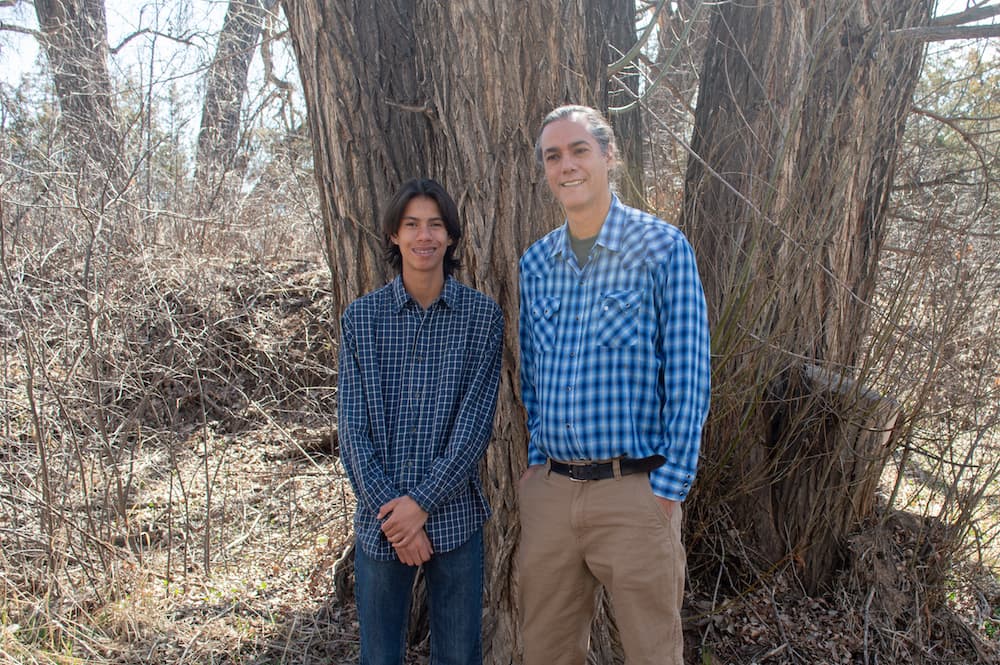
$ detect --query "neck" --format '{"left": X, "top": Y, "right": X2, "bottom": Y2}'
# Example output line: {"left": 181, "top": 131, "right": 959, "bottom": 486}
{"left": 401, "top": 269, "right": 445, "bottom": 309}
{"left": 565, "top": 192, "right": 612, "bottom": 239}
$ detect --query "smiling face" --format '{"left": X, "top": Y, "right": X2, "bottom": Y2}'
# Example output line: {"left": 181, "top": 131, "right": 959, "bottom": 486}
{"left": 391, "top": 195, "right": 453, "bottom": 278}
{"left": 539, "top": 115, "right": 615, "bottom": 221}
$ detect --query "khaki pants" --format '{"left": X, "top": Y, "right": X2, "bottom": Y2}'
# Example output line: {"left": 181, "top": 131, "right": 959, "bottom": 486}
{"left": 517, "top": 463, "right": 686, "bottom": 665}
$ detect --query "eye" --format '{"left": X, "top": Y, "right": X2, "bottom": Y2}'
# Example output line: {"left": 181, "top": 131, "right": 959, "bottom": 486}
{"left": 545, "top": 153, "right": 559, "bottom": 162}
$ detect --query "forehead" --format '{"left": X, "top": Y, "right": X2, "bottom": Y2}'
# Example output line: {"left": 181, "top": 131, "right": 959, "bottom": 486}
{"left": 401, "top": 195, "right": 442, "bottom": 218}
{"left": 539, "top": 116, "right": 598, "bottom": 152}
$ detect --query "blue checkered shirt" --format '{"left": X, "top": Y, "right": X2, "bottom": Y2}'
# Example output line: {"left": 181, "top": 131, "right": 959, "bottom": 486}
{"left": 519, "top": 196, "right": 711, "bottom": 501}
{"left": 338, "top": 276, "right": 504, "bottom": 560}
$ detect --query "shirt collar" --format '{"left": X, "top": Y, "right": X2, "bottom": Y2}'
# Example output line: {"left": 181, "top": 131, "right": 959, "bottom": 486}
{"left": 390, "top": 274, "right": 457, "bottom": 311}
{"left": 549, "top": 194, "right": 628, "bottom": 261}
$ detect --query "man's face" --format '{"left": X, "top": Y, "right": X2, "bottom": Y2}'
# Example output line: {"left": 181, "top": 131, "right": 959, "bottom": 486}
{"left": 539, "top": 116, "right": 613, "bottom": 218}
{"left": 391, "top": 195, "right": 453, "bottom": 277}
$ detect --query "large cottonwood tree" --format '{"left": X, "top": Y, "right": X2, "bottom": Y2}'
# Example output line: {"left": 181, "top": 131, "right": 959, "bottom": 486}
{"left": 680, "top": 0, "right": 931, "bottom": 592}
{"left": 282, "top": 1, "right": 634, "bottom": 662}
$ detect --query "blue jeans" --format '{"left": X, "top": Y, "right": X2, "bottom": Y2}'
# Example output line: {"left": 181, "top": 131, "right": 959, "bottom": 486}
{"left": 355, "top": 528, "right": 483, "bottom": 665}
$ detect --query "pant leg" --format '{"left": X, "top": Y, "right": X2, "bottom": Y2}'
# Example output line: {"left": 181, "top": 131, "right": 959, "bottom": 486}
{"left": 579, "top": 473, "right": 686, "bottom": 665}
{"left": 518, "top": 468, "right": 600, "bottom": 665}
{"left": 354, "top": 544, "right": 417, "bottom": 665}
{"left": 424, "top": 527, "right": 484, "bottom": 665}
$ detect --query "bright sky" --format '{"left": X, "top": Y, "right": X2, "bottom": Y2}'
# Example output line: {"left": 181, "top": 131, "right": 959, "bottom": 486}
{"left": 1, "top": 1, "right": 227, "bottom": 86}
{"left": 0, "top": 0, "right": 302, "bottom": 160}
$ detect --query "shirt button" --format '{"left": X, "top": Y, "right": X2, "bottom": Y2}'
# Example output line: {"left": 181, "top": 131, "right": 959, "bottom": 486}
{"left": 565, "top": 424, "right": 572, "bottom": 429}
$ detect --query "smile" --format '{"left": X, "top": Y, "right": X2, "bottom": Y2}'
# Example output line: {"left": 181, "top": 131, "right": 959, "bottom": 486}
{"left": 561, "top": 179, "right": 585, "bottom": 187}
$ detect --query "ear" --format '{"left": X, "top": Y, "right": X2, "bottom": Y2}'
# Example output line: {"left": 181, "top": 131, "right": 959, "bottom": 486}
{"left": 391, "top": 233, "right": 400, "bottom": 246}
{"left": 604, "top": 144, "right": 617, "bottom": 168}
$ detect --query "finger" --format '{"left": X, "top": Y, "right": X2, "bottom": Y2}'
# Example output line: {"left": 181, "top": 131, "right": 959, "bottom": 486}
{"left": 377, "top": 500, "right": 398, "bottom": 521}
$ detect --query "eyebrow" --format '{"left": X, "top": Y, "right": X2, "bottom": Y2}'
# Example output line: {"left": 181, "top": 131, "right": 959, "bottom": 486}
{"left": 544, "top": 139, "right": 591, "bottom": 156}
{"left": 401, "top": 215, "right": 444, "bottom": 221}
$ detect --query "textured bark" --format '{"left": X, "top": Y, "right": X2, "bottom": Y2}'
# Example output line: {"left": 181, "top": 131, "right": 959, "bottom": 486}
{"left": 34, "top": 0, "right": 121, "bottom": 186}
{"left": 283, "top": 1, "right": 628, "bottom": 662}
{"left": 195, "top": 0, "right": 276, "bottom": 211}
{"left": 681, "top": 0, "right": 930, "bottom": 592}
{"left": 599, "top": 0, "right": 643, "bottom": 207}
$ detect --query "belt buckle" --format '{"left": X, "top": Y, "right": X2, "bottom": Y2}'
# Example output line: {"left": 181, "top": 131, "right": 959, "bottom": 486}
{"left": 568, "top": 462, "right": 600, "bottom": 482}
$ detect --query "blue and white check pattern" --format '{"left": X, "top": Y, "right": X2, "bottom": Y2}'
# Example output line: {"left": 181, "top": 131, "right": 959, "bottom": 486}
{"left": 519, "top": 196, "right": 711, "bottom": 501}
{"left": 338, "top": 276, "right": 504, "bottom": 560}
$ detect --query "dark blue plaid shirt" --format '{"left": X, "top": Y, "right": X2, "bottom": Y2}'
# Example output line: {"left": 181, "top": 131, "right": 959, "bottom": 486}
{"left": 338, "top": 276, "right": 503, "bottom": 560}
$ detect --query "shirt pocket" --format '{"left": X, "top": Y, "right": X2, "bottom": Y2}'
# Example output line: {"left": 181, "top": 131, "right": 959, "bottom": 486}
{"left": 596, "top": 290, "right": 641, "bottom": 348}
{"left": 529, "top": 296, "right": 561, "bottom": 351}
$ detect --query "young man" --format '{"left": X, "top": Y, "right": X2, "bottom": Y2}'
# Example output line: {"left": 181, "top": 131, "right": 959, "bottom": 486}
{"left": 338, "top": 178, "right": 504, "bottom": 665}
{"left": 517, "top": 106, "right": 711, "bottom": 665}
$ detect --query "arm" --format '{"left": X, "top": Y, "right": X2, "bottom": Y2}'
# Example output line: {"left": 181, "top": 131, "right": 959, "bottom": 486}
{"left": 650, "top": 236, "right": 711, "bottom": 501}
{"left": 337, "top": 310, "right": 401, "bottom": 516}
{"left": 519, "top": 267, "right": 547, "bottom": 469}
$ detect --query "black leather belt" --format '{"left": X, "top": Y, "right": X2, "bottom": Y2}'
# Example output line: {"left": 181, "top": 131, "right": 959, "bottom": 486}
{"left": 548, "top": 455, "right": 665, "bottom": 481}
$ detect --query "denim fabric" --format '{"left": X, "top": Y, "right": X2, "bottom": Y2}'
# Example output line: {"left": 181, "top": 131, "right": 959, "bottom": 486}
{"left": 355, "top": 529, "right": 484, "bottom": 665}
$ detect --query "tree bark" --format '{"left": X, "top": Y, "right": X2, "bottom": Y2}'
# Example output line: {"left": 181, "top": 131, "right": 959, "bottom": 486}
{"left": 600, "top": 0, "right": 643, "bottom": 207}
{"left": 195, "top": 0, "right": 277, "bottom": 212}
{"left": 680, "top": 0, "right": 930, "bottom": 592}
{"left": 283, "top": 1, "right": 629, "bottom": 661}
{"left": 34, "top": 0, "right": 121, "bottom": 190}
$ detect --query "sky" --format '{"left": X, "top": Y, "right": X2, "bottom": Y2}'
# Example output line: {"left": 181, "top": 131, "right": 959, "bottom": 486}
{"left": 0, "top": 0, "right": 302, "bottom": 161}
{"left": 0, "top": 1, "right": 236, "bottom": 87}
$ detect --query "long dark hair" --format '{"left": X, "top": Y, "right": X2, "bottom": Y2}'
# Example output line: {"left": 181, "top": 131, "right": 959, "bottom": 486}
{"left": 381, "top": 178, "right": 462, "bottom": 277}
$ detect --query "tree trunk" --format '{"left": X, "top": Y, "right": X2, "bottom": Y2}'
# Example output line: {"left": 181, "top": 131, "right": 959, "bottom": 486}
{"left": 283, "top": 1, "right": 629, "bottom": 662}
{"left": 600, "top": 0, "right": 643, "bottom": 207}
{"left": 34, "top": 0, "right": 121, "bottom": 193}
{"left": 195, "top": 0, "right": 276, "bottom": 212}
{"left": 680, "top": 0, "right": 930, "bottom": 592}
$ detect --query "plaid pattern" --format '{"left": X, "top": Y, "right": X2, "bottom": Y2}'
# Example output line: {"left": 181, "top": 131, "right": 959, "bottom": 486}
{"left": 519, "top": 196, "right": 711, "bottom": 501}
{"left": 338, "top": 276, "right": 504, "bottom": 560}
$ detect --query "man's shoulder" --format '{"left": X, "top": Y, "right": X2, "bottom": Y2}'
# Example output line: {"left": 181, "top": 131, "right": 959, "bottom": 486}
{"left": 448, "top": 279, "right": 502, "bottom": 319}
{"left": 616, "top": 204, "right": 691, "bottom": 262}
{"left": 343, "top": 282, "right": 395, "bottom": 318}
{"left": 519, "top": 226, "right": 562, "bottom": 272}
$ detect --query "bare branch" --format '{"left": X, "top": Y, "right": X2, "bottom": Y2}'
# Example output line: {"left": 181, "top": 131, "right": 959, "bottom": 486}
{"left": 931, "top": 5, "right": 1000, "bottom": 27}
{"left": 892, "top": 24, "right": 1000, "bottom": 42}
{"left": 607, "top": 0, "right": 668, "bottom": 77}
{"left": 0, "top": 20, "right": 41, "bottom": 39}
{"left": 109, "top": 28, "right": 199, "bottom": 55}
